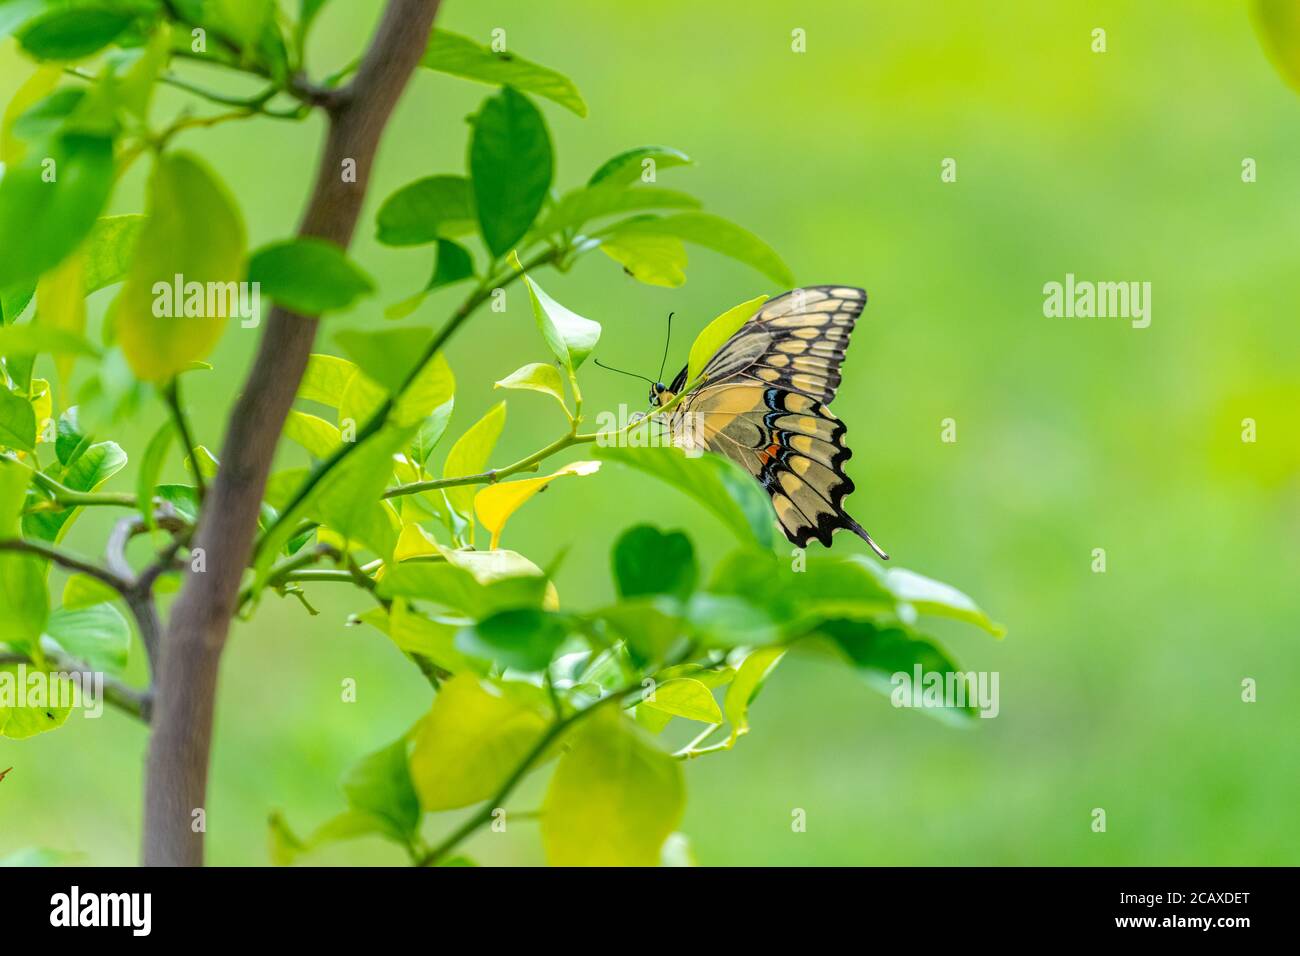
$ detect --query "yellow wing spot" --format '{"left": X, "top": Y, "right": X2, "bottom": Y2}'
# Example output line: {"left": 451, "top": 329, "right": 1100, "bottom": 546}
{"left": 769, "top": 492, "right": 803, "bottom": 528}
{"left": 756, "top": 367, "right": 780, "bottom": 382}
{"left": 771, "top": 313, "right": 828, "bottom": 328}
{"left": 777, "top": 339, "right": 808, "bottom": 354}
{"left": 791, "top": 373, "right": 828, "bottom": 393}
{"left": 779, "top": 471, "right": 806, "bottom": 498}
{"left": 792, "top": 327, "right": 820, "bottom": 340}
{"left": 790, "top": 434, "right": 814, "bottom": 454}
{"left": 831, "top": 287, "right": 863, "bottom": 299}
{"left": 784, "top": 393, "right": 814, "bottom": 412}
{"left": 790, "top": 455, "right": 813, "bottom": 477}
{"left": 792, "top": 355, "right": 831, "bottom": 372}
{"left": 767, "top": 352, "right": 790, "bottom": 368}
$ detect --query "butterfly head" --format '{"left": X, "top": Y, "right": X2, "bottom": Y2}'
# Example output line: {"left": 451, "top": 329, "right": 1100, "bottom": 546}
{"left": 649, "top": 381, "right": 671, "bottom": 407}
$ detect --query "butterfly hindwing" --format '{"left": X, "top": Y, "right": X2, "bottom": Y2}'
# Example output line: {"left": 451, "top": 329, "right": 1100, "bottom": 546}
{"left": 671, "top": 285, "right": 887, "bottom": 557}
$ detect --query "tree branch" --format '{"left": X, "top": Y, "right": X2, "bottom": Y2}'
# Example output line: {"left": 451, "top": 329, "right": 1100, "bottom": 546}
{"left": 142, "top": 0, "right": 444, "bottom": 868}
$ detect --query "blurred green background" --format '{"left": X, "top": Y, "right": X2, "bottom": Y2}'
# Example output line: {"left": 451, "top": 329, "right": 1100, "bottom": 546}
{"left": 3, "top": 0, "right": 1298, "bottom": 865}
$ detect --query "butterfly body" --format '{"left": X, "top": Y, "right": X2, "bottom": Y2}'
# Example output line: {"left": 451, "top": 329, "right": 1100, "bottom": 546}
{"left": 650, "top": 286, "right": 888, "bottom": 559}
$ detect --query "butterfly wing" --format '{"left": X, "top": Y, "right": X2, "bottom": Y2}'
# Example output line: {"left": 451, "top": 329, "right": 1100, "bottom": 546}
{"left": 671, "top": 286, "right": 888, "bottom": 557}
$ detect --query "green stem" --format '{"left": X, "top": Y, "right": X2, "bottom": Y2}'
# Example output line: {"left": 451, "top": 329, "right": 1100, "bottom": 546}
{"left": 1, "top": 452, "right": 138, "bottom": 510}
{"left": 382, "top": 383, "right": 698, "bottom": 500}
{"left": 418, "top": 645, "right": 697, "bottom": 867}
{"left": 161, "top": 378, "right": 206, "bottom": 502}
{"left": 253, "top": 247, "right": 562, "bottom": 560}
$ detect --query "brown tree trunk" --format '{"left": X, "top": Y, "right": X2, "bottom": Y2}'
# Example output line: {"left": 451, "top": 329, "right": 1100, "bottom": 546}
{"left": 142, "top": 0, "right": 443, "bottom": 867}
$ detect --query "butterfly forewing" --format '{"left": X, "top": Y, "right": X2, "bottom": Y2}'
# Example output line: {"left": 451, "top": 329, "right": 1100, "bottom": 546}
{"left": 670, "top": 285, "right": 887, "bottom": 557}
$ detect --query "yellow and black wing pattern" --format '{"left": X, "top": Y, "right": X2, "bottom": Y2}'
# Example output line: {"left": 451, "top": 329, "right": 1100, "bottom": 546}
{"left": 670, "top": 286, "right": 888, "bottom": 558}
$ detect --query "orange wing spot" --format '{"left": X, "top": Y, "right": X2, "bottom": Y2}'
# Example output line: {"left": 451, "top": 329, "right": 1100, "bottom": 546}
{"left": 758, "top": 442, "right": 781, "bottom": 465}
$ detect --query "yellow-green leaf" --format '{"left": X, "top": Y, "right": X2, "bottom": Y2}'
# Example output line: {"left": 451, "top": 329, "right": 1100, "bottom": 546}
{"left": 408, "top": 675, "right": 549, "bottom": 811}
{"left": 1253, "top": 0, "right": 1300, "bottom": 91}
{"left": 474, "top": 460, "right": 599, "bottom": 549}
{"left": 541, "top": 707, "right": 684, "bottom": 866}
{"left": 0, "top": 459, "right": 47, "bottom": 650}
{"left": 686, "top": 293, "right": 768, "bottom": 383}
{"left": 513, "top": 254, "right": 601, "bottom": 371}
{"left": 284, "top": 409, "right": 341, "bottom": 459}
{"left": 35, "top": 249, "right": 86, "bottom": 385}
{"left": 643, "top": 677, "right": 723, "bottom": 724}
{"left": 442, "top": 400, "right": 505, "bottom": 524}
{"left": 600, "top": 233, "right": 687, "bottom": 288}
{"left": 115, "top": 152, "right": 246, "bottom": 381}
{"left": 494, "top": 362, "right": 566, "bottom": 411}
{"left": 721, "top": 646, "right": 785, "bottom": 747}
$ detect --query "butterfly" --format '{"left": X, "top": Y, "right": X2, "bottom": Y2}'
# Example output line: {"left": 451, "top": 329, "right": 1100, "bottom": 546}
{"left": 648, "top": 286, "right": 888, "bottom": 559}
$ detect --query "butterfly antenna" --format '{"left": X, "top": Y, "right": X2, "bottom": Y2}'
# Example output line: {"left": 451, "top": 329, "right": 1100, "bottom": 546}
{"left": 593, "top": 358, "right": 657, "bottom": 387}
{"left": 657, "top": 312, "right": 674, "bottom": 383}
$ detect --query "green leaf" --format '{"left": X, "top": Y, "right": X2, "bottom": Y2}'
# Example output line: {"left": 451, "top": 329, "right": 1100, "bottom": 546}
{"left": 821, "top": 619, "right": 978, "bottom": 724}
{"left": 378, "top": 560, "right": 547, "bottom": 617}
{"left": 16, "top": 6, "right": 133, "bottom": 60}
{"left": 456, "top": 607, "right": 569, "bottom": 672}
{"left": 408, "top": 675, "right": 549, "bottom": 811}
{"left": 0, "top": 132, "right": 114, "bottom": 288}
{"left": 305, "top": 423, "right": 410, "bottom": 557}
{"left": 541, "top": 707, "right": 684, "bottom": 866}
{"left": 248, "top": 238, "right": 373, "bottom": 314}
{"left": 339, "top": 737, "right": 421, "bottom": 843}
{"left": 333, "top": 328, "right": 430, "bottom": 395}
{"left": 387, "top": 600, "right": 473, "bottom": 673}
{"left": 392, "top": 352, "right": 454, "bottom": 428}
{"left": 43, "top": 603, "right": 130, "bottom": 675}
{"left": 595, "top": 444, "right": 776, "bottom": 547}
{"left": 514, "top": 257, "right": 600, "bottom": 371}
{"left": 0, "top": 388, "right": 36, "bottom": 451}
{"left": 685, "top": 592, "right": 778, "bottom": 648}
{"left": 535, "top": 183, "right": 701, "bottom": 238}
{"left": 0, "top": 323, "right": 99, "bottom": 358}
{"left": 720, "top": 646, "right": 784, "bottom": 747}
{"left": 598, "top": 599, "right": 684, "bottom": 669}
{"left": 283, "top": 410, "right": 340, "bottom": 459}
{"left": 1253, "top": 0, "right": 1300, "bottom": 91}
{"left": 442, "top": 400, "right": 505, "bottom": 522}
{"left": 885, "top": 567, "right": 1006, "bottom": 637}
{"left": 82, "top": 214, "right": 144, "bottom": 293}
{"left": 589, "top": 146, "right": 692, "bottom": 187}
{"left": 422, "top": 29, "right": 587, "bottom": 117}
{"left": 298, "top": 353, "right": 357, "bottom": 408}
{"left": 687, "top": 293, "right": 769, "bottom": 383}
{"left": 0, "top": 459, "right": 47, "bottom": 648}
{"left": 606, "top": 212, "right": 793, "bottom": 286}
{"left": 0, "top": 664, "right": 71, "bottom": 738}
{"left": 1, "top": 2, "right": 43, "bottom": 37}
{"left": 612, "top": 525, "right": 696, "bottom": 601}
{"left": 643, "top": 677, "right": 722, "bottom": 724}
{"left": 599, "top": 232, "right": 687, "bottom": 288}
{"left": 114, "top": 152, "right": 247, "bottom": 381}
{"left": 54, "top": 407, "right": 86, "bottom": 466}
{"left": 375, "top": 175, "right": 475, "bottom": 246}
{"left": 493, "top": 362, "right": 565, "bottom": 410}
{"left": 409, "top": 399, "right": 454, "bottom": 465}
{"left": 61, "top": 573, "right": 117, "bottom": 610}
{"left": 384, "top": 239, "right": 474, "bottom": 320}
{"left": 469, "top": 87, "right": 553, "bottom": 257}
{"left": 135, "top": 418, "right": 172, "bottom": 528}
